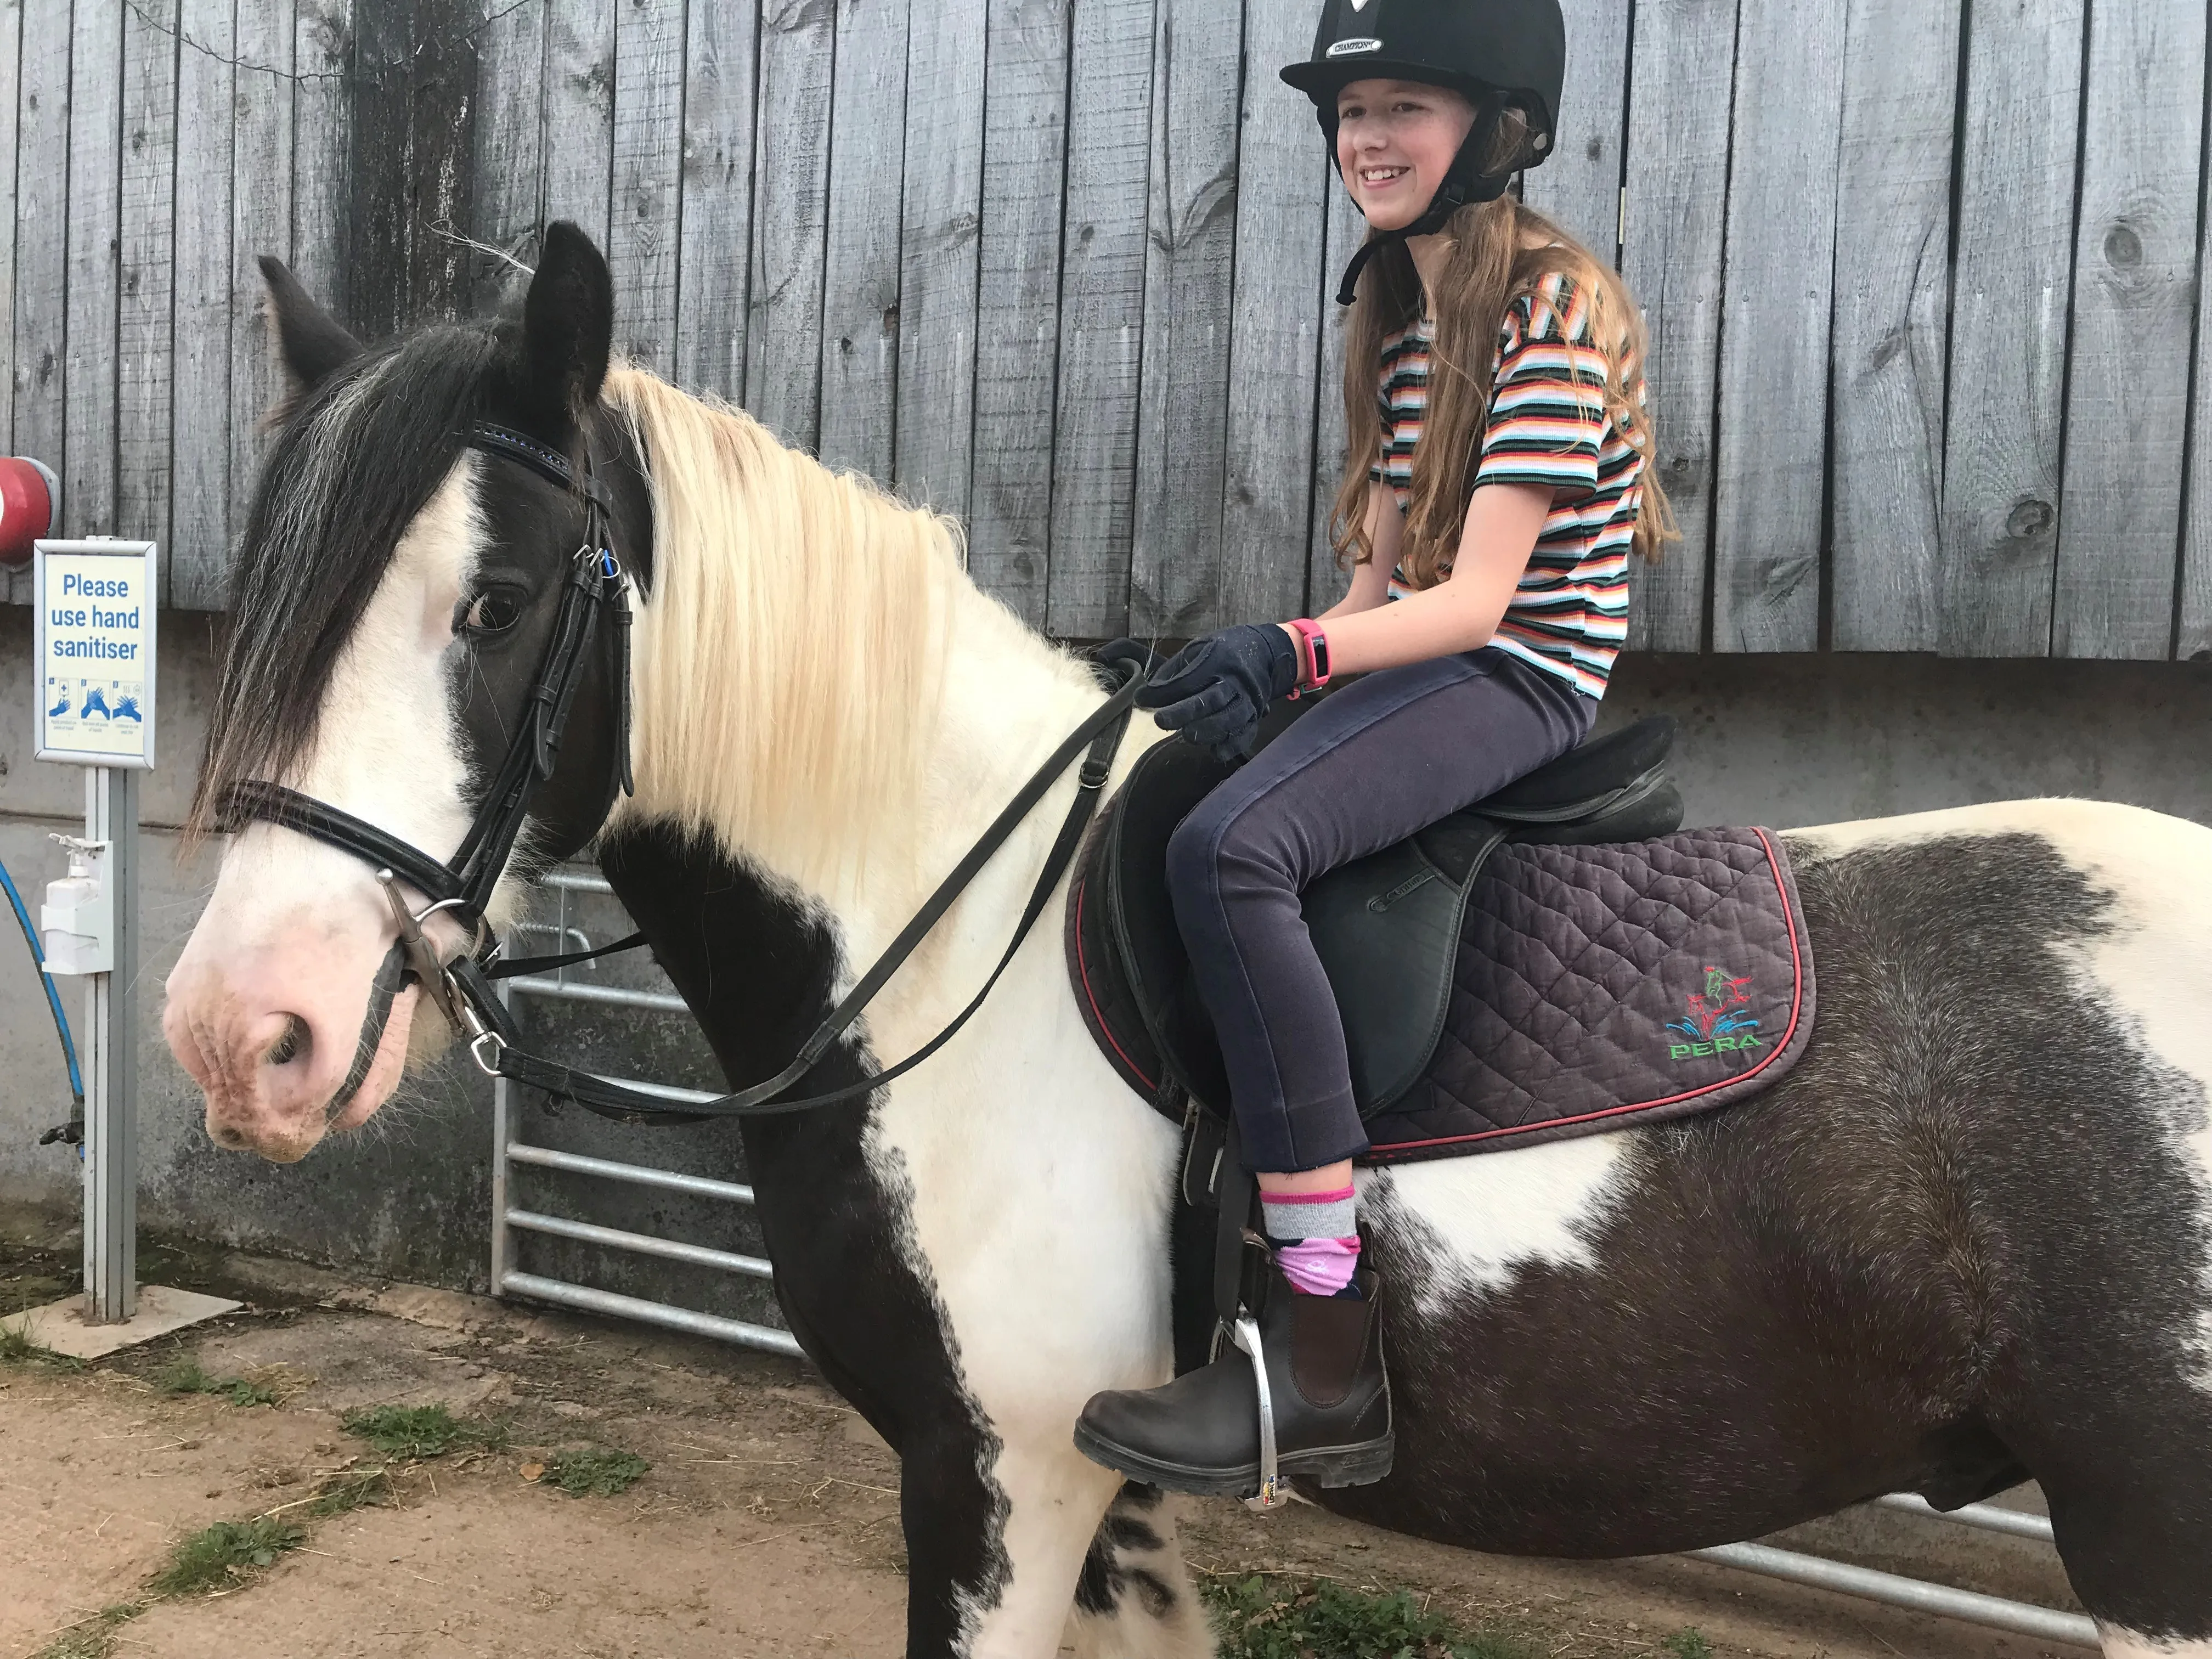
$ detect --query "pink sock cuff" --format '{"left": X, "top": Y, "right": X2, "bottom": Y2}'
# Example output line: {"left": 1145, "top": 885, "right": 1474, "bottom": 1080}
{"left": 1264, "top": 1186, "right": 1356, "bottom": 1204}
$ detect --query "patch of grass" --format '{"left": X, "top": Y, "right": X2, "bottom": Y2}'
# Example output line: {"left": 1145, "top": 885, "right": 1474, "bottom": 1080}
{"left": 1661, "top": 1630, "right": 1714, "bottom": 1659}
{"left": 340, "top": 1402, "right": 508, "bottom": 1459}
{"left": 301, "top": 1466, "right": 395, "bottom": 1519}
{"left": 0, "top": 1318, "right": 86, "bottom": 1373}
{"left": 542, "top": 1446, "right": 651, "bottom": 1498}
{"left": 1202, "top": 1575, "right": 1539, "bottom": 1659}
{"left": 156, "top": 1356, "right": 281, "bottom": 1407}
{"left": 146, "top": 1517, "right": 304, "bottom": 1597}
{"left": 31, "top": 1604, "right": 142, "bottom": 1659}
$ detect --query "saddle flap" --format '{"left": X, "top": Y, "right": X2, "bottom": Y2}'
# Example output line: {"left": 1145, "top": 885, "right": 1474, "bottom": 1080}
{"left": 1304, "top": 819, "right": 1507, "bottom": 1114}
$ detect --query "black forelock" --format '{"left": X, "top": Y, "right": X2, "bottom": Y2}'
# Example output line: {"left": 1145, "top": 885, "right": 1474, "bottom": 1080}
{"left": 191, "top": 324, "right": 509, "bottom": 836}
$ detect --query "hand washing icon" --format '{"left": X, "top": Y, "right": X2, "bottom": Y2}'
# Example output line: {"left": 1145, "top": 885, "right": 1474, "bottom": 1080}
{"left": 78, "top": 686, "right": 111, "bottom": 720}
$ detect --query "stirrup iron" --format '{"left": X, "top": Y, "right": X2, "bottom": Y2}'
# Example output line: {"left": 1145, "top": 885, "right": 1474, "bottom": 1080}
{"left": 1231, "top": 1314, "right": 1289, "bottom": 1511}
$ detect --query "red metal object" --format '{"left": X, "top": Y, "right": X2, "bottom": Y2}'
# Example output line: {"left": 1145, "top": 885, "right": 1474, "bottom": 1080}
{"left": 0, "top": 455, "right": 58, "bottom": 566}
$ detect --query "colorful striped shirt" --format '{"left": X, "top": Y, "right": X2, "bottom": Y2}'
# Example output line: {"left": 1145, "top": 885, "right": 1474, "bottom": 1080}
{"left": 1369, "top": 272, "right": 1644, "bottom": 699}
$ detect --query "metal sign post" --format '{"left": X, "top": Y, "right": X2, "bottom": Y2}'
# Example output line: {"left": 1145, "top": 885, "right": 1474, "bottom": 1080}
{"left": 77, "top": 766, "right": 139, "bottom": 1321}
{"left": 32, "top": 539, "right": 154, "bottom": 1327}
{"left": 14, "top": 537, "right": 235, "bottom": 1356}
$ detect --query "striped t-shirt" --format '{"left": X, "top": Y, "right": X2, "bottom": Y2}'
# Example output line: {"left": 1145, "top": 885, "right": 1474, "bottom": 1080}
{"left": 1369, "top": 272, "right": 1644, "bottom": 699}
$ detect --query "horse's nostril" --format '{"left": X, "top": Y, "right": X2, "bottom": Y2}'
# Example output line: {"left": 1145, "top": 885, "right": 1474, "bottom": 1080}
{"left": 266, "top": 1014, "right": 309, "bottom": 1067}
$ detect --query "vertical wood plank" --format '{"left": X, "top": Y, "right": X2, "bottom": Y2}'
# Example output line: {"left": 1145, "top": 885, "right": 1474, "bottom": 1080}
{"left": 291, "top": 0, "right": 352, "bottom": 318}
{"left": 1305, "top": 185, "right": 1364, "bottom": 615}
{"left": 745, "top": 0, "right": 833, "bottom": 448}
{"left": 1620, "top": 0, "right": 1736, "bottom": 653}
{"left": 894, "top": 0, "right": 989, "bottom": 516}
{"left": 1043, "top": 0, "right": 1154, "bottom": 638}
{"left": 966, "top": 0, "right": 1070, "bottom": 620}
{"left": 10, "top": 0, "right": 70, "bottom": 600}
{"left": 229, "top": 0, "right": 295, "bottom": 559}
{"left": 544, "top": 0, "right": 616, "bottom": 245}
{"left": 1218, "top": 0, "right": 1325, "bottom": 626}
{"left": 817, "top": 0, "right": 909, "bottom": 478}
{"left": 1619, "top": 0, "right": 1734, "bottom": 659}
{"left": 0, "top": 0, "right": 19, "bottom": 471}
{"left": 2051, "top": 1, "right": 2205, "bottom": 660}
{"left": 1938, "top": 0, "right": 2085, "bottom": 657}
{"left": 674, "top": 0, "right": 755, "bottom": 402}
{"left": 474, "top": 0, "right": 546, "bottom": 311}
{"left": 1521, "top": 0, "right": 1628, "bottom": 264}
{"left": 610, "top": 0, "right": 684, "bottom": 370}
{"left": 1827, "top": 0, "right": 1958, "bottom": 652}
{"left": 119, "top": 0, "right": 179, "bottom": 594}
{"left": 1128, "top": 0, "right": 1241, "bottom": 637}
{"left": 170, "top": 0, "right": 235, "bottom": 609}
{"left": 65, "top": 0, "right": 125, "bottom": 538}
{"left": 1710, "top": 0, "right": 1845, "bottom": 652}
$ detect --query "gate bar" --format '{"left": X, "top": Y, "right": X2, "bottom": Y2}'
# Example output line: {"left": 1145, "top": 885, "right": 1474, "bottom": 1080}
{"left": 505, "top": 1142, "right": 758, "bottom": 1205}
{"left": 501, "top": 1271, "right": 802, "bottom": 1358}
{"left": 1872, "top": 1492, "right": 2055, "bottom": 1543}
{"left": 505, "top": 1208, "right": 775, "bottom": 1279}
{"left": 1689, "top": 1542, "right": 2097, "bottom": 1649}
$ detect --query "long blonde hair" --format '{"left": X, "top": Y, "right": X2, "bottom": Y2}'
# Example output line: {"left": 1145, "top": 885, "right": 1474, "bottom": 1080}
{"left": 1331, "top": 117, "right": 1675, "bottom": 589}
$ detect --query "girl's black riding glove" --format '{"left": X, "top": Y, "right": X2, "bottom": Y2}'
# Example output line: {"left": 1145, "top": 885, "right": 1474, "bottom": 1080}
{"left": 1136, "top": 624, "right": 1300, "bottom": 763}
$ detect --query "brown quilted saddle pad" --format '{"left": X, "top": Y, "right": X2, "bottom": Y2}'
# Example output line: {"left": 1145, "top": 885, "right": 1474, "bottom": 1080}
{"left": 1068, "top": 720, "right": 1815, "bottom": 1167}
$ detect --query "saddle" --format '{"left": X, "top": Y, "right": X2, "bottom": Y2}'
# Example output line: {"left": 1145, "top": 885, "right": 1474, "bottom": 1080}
{"left": 1067, "top": 707, "right": 1817, "bottom": 1167}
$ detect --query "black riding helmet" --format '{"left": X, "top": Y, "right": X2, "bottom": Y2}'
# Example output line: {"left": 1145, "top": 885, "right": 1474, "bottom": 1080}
{"left": 1283, "top": 0, "right": 1567, "bottom": 303}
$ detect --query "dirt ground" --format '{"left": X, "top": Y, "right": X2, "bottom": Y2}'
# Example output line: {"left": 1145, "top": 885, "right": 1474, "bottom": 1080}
{"left": 1, "top": 1218, "right": 2087, "bottom": 1659}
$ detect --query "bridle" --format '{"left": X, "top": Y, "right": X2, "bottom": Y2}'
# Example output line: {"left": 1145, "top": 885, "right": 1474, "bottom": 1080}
{"left": 221, "top": 420, "right": 1148, "bottom": 1127}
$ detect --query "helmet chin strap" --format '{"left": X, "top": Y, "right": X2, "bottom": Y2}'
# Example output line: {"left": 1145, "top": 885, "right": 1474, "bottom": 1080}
{"left": 1334, "top": 91, "right": 1519, "bottom": 307}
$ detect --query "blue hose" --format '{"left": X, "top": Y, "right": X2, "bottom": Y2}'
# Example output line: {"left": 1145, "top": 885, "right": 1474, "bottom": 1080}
{"left": 0, "top": 853, "right": 86, "bottom": 1127}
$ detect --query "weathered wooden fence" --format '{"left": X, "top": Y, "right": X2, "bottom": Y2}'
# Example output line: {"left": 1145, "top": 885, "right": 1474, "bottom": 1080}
{"left": 6, "top": 0, "right": 2211, "bottom": 659}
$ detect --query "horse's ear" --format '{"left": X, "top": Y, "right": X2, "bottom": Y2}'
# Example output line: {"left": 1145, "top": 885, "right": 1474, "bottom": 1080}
{"left": 259, "top": 256, "right": 362, "bottom": 408}
{"left": 520, "top": 221, "right": 613, "bottom": 417}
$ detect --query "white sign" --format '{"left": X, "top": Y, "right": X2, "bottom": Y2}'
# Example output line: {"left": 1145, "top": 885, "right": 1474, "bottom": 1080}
{"left": 34, "top": 539, "right": 158, "bottom": 769}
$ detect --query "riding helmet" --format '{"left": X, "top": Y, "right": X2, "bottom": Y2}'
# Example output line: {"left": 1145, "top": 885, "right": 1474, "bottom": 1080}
{"left": 1283, "top": 0, "right": 1568, "bottom": 302}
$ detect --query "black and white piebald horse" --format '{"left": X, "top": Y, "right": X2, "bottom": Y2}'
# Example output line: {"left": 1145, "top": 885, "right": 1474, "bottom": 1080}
{"left": 164, "top": 227, "right": 2212, "bottom": 1659}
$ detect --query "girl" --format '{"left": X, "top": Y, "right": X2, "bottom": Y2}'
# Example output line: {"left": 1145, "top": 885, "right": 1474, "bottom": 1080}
{"left": 1075, "top": 0, "right": 1673, "bottom": 1499}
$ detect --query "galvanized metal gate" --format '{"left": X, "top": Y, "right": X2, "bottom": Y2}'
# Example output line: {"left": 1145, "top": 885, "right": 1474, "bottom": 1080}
{"left": 489, "top": 868, "right": 797, "bottom": 1359}
{"left": 489, "top": 871, "right": 2094, "bottom": 1649}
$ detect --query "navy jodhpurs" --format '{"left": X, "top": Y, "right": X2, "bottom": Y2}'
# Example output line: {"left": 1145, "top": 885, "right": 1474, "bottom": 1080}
{"left": 1164, "top": 647, "right": 1596, "bottom": 1173}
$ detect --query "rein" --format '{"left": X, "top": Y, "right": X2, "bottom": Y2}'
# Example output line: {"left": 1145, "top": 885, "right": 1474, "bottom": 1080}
{"left": 219, "top": 421, "right": 1149, "bottom": 1128}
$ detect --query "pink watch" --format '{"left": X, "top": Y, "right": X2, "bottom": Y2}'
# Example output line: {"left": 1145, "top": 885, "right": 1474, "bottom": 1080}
{"left": 1285, "top": 619, "right": 1331, "bottom": 696}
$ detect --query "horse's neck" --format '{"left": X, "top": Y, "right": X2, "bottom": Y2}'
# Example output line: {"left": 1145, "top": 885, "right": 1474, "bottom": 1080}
{"left": 650, "top": 558, "right": 1104, "bottom": 966}
{"left": 851, "top": 585, "right": 1107, "bottom": 936}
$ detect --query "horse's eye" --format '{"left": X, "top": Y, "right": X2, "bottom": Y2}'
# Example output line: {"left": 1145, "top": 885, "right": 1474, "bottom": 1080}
{"left": 456, "top": 587, "right": 525, "bottom": 636}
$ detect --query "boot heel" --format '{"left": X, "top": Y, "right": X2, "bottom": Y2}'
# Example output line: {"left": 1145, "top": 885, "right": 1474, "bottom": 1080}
{"left": 1285, "top": 1434, "right": 1395, "bottom": 1489}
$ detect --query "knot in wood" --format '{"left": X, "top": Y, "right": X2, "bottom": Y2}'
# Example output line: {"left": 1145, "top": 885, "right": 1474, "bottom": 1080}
{"left": 2005, "top": 498, "right": 2055, "bottom": 541}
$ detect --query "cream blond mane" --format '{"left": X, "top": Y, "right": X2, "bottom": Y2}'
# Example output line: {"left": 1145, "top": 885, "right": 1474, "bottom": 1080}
{"left": 604, "top": 368, "right": 961, "bottom": 889}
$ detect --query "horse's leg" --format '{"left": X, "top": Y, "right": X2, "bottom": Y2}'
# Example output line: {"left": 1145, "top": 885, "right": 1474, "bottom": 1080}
{"left": 1063, "top": 1485, "right": 1214, "bottom": 1659}
{"left": 2041, "top": 1447, "right": 2212, "bottom": 1659}
{"left": 2005, "top": 1396, "right": 2212, "bottom": 1659}
{"left": 951, "top": 1432, "right": 1212, "bottom": 1658}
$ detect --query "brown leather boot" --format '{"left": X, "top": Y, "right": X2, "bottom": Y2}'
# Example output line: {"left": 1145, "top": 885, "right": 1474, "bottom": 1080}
{"left": 1073, "top": 1263, "right": 1392, "bottom": 1499}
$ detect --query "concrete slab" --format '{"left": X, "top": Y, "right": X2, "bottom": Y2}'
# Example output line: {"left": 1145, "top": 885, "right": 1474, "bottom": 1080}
{"left": 8, "top": 1284, "right": 241, "bottom": 1357}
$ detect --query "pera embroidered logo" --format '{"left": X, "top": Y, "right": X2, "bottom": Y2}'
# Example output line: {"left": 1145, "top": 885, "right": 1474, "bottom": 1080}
{"left": 1665, "top": 965, "right": 1766, "bottom": 1062}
